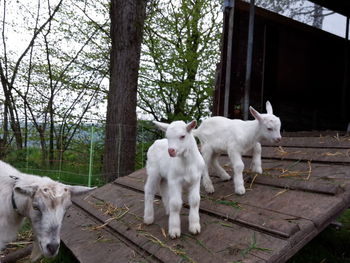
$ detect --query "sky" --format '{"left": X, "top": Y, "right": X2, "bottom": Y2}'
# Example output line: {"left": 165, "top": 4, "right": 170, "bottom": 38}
{"left": 323, "top": 13, "right": 349, "bottom": 38}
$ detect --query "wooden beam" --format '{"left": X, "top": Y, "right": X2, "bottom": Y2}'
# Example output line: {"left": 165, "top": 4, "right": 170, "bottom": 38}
{"left": 341, "top": 16, "right": 349, "bottom": 123}
{"left": 243, "top": 0, "right": 255, "bottom": 120}
{"left": 1, "top": 245, "right": 32, "bottom": 263}
{"left": 223, "top": 0, "right": 235, "bottom": 117}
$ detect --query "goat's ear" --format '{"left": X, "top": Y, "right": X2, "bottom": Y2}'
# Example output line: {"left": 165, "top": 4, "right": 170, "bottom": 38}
{"left": 186, "top": 120, "right": 197, "bottom": 132}
{"left": 249, "top": 106, "right": 263, "bottom": 122}
{"left": 15, "top": 185, "right": 38, "bottom": 197}
{"left": 266, "top": 101, "right": 273, "bottom": 114}
{"left": 68, "top": 185, "right": 96, "bottom": 196}
{"left": 153, "top": 121, "right": 169, "bottom": 132}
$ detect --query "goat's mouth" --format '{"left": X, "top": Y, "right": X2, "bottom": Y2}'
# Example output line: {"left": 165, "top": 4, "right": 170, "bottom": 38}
{"left": 40, "top": 241, "right": 60, "bottom": 258}
{"left": 274, "top": 137, "right": 282, "bottom": 143}
{"left": 168, "top": 148, "right": 177, "bottom": 157}
{"left": 168, "top": 152, "right": 176, "bottom": 157}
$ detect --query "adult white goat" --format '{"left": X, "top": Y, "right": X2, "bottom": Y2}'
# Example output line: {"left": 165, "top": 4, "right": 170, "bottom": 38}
{"left": 194, "top": 101, "right": 281, "bottom": 195}
{"left": 0, "top": 160, "right": 95, "bottom": 262}
{"left": 144, "top": 120, "right": 204, "bottom": 239}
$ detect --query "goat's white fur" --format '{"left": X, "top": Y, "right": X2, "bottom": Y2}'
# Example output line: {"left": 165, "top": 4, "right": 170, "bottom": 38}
{"left": 194, "top": 101, "right": 281, "bottom": 195}
{"left": 0, "top": 160, "right": 95, "bottom": 261}
{"left": 144, "top": 120, "right": 204, "bottom": 238}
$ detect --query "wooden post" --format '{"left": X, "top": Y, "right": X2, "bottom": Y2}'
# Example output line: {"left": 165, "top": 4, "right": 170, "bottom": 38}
{"left": 1, "top": 245, "right": 32, "bottom": 263}
{"left": 260, "top": 24, "right": 267, "bottom": 112}
{"left": 243, "top": 0, "right": 255, "bottom": 120}
{"left": 88, "top": 125, "right": 94, "bottom": 187}
{"left": 341, "top": 16, "right": 349, "bottom": 124}
{"left": 223, "top": 0, "right": 235, "bottom": 117}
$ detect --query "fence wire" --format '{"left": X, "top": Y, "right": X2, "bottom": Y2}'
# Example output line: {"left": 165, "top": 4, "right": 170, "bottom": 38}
{"left": 0, "top": 120, "right": 159, "bottom": 187}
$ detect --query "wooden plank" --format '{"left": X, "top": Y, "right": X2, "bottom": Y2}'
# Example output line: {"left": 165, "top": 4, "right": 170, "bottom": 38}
{"left": 61, "top": 205, "right": 155, "bottom": 263}
{"left": 72, "top": 184, "right": 277, "bottom": 263}
{"left": 262, "top": 136, "right": 350, "bottom": 149}
{"left": 62, "top": 137, "right": 350, "bottom": 263}
{"left": 281, "top": 131, "right": 348, "bottom": 138}
{"left": 208, "top": 182, "right": 347, "bottom": 228}
{"left": 246, "top": 175, "right": 343, "bottom": 195}
{"left": 115, "top": 170, "right": 310, "bottom": 239}
{"left": 223, "top": 157, "right": 350, "bottom": 204}
{"left": 1, "top": 245, "right": 32, "bottom": 263}
{"left": 259, "top": 147, "right": 350, "bottom": 163}
{"left": 122, "top": 161, "right": 350, "bottom": 204}
{"left": 241, "top": 158, "right": 350, "bottom": 181}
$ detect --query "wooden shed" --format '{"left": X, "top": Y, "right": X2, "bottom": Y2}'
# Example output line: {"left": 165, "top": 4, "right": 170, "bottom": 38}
{"left": 213, "top": 0, "right": 350, "bottom": 131}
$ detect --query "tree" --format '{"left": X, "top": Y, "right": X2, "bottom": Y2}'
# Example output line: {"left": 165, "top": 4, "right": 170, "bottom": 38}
{"left": 0, "top": 0, "right": 64, "bottom": 153}
{"left": 138, "top": 0, "right": 222, "bottom": 122}
{"left": 103, "top": 0, "right": 146, "bottom": 181}
{"left": 0, "top": 0, "right": 109, "bottom": 164}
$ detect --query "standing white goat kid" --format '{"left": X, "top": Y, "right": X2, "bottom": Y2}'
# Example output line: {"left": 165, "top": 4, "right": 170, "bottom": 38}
{"left": 194, "top": 101, "right": 281, "bottom": 195}
{"left": 0, "top": 160, "right": 95, "bottom": 262}
{"left": 144, "top": 120, "right": 204, "bottom": 238}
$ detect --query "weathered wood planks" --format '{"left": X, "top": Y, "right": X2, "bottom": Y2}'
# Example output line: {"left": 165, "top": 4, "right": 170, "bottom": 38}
{"left": 61, "top": 135, "right": 350, "bottom": 263}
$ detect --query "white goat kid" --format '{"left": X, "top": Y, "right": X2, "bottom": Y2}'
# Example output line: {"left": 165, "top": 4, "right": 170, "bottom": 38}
{"left": 144, "top": 120, "right": 204, "bottom": 239}
{"left": 0, "top": 160, "right": 95, "bottom": 262}
{"left": 194, "top": 101, "right": 281, "bottom": 195}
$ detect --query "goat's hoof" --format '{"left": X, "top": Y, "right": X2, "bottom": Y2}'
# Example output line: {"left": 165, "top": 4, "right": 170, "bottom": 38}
{"left": 251, "top": 166, "right": 262, "bottom": 174}
{"left": 235, "top": 186, "right": 246, "bottom": 195}
{"left": 169, "top": 228, "right": 181, "bottom": 239}
{"left": 204, "top": 184, "right": 215, "bottom": 194}
{"left": 143, "top": 216, "right": 154, "bottom": 225}
{"left": 189, "top": 223, "right": 201, "bottom": 235}
{"left": 220, "top": 174, "right": 231, "bottom": 181}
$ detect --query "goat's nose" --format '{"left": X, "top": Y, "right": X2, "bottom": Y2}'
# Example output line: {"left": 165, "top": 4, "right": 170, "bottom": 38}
{"left": 275, "top": 137, "right": 282, "bottom": 143}
{"left": 168, "top": 148, "right": 176, "bottom": 157}
{"left": 47, "top": 242, "right": 59, "bottom": 255}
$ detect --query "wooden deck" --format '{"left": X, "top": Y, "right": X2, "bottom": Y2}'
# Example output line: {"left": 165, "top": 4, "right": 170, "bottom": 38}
{"left": 61, "top": 135, "right": 350, "bottom": 263}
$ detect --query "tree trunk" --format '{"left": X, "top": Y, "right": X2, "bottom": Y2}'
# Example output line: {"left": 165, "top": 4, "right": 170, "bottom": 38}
{"left": 103, "top": 0, "right": 146, "bottom": 182}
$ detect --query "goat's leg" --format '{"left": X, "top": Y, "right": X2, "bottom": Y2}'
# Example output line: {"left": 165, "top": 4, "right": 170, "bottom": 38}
{"left": 0, "top": 219, "right": 23, "bottom": 251}
{"left": 159, "top": 179, "right": 170, "bottom": 215}
{"left": 200, "top": 145, "right": 215, "bottom": 193}
{"left": 212, "top": 152, "right": 231, "bottom": 180}
{"left": 228, "top": 151, "right": 246, "bottom": 195}
{"left": 250, "top": 142, "right": 262, "bottom": 174}
{"left": 144, "top": 170, "right": 160, "bottom": 225}
{"left": 188, "top": 179, "right": 201, "bottom": 235}
{"left": 168, "top": 182, "right": 182, "bottom": 238}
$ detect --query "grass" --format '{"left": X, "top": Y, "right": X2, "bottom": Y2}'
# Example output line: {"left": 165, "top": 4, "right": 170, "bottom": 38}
{"left": 240, "top": 233, "right": 272, "bottom": 258}
{"left": 288, "top": 209, "right": 350, "bottom": 263}
{"left": 17, "top": 244, "right": 78, "bottom": 263}
{"left": 41, "top": 244, "right": 77, "bottom": 263}
{"left": 1, "top": 220, "right": 78, "bottom": 263}
{"left": 202, "top": 195, "right": 241, "bottom": 209}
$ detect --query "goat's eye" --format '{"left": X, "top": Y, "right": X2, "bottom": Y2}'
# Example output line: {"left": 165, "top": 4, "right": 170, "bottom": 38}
{"left": 267, "top": 127, "right": 273, "bottom": 131}
{"left": 180, "top": 135, "right": 185, "bottom": 140}
{"left": 32, "top": 205, "right": 40, "bottom": 211}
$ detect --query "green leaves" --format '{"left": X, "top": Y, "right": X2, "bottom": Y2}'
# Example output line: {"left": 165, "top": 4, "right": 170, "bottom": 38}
{"left": 138, "top": 0, "right": 222, "bottom": 122}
